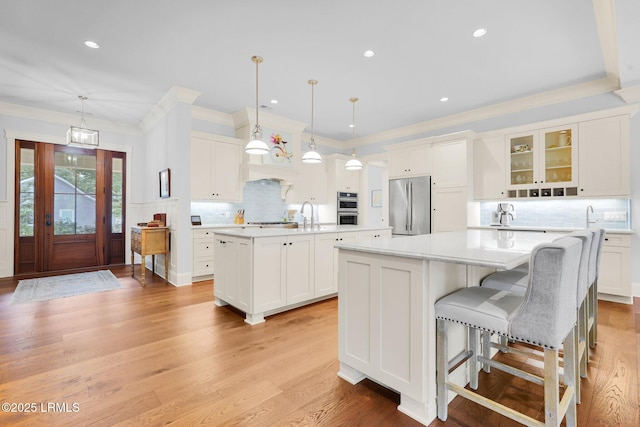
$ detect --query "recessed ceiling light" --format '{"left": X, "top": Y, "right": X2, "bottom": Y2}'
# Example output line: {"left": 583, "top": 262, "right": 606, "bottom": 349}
{"left": 363, "top": 50, "right": 375, "bottom": 58}
{"left": 473, "top": 28, "right": 487, "bottom": 38}
{"left": 440, "top": 97, "right": 449, "bottom": 102}
{"left": 270, "top": 99, "right": 278, "bottom": 104}
{"left": 349, "top": 124, "right": 355, "bottom": 128}
{"left": 84, "top": 40, "right": 100, "bottom": 49}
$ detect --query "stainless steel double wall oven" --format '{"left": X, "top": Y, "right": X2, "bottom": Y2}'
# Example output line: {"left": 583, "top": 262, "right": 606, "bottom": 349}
{"left": 337, "top": 192, "right": 358, "bottom": 225}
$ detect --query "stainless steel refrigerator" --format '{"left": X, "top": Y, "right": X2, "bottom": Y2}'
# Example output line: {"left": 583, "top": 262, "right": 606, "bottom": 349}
{"left": 389, "top": 176, "right": 431, "bottom": 236}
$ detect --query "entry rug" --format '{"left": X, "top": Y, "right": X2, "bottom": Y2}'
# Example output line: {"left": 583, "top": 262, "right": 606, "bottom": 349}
{"left": 10, "top": 270, "right": 123, "bottom": 305}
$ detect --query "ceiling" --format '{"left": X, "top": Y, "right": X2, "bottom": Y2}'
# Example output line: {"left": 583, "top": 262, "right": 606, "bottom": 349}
{"left": 0, "top": 1, "right": 638, "bottom": 142}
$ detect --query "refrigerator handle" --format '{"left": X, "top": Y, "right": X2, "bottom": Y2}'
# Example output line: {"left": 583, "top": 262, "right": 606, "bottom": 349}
{"left": 409, "top": 181, "right": 413, "bottom": 231}
{"left": 405, "top": 182, "right": 409, "bottom": 230}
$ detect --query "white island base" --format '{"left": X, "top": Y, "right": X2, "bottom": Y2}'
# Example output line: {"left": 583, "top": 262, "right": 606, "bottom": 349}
{"left": 337, "top": 250, "right": 489, "bottom": 424}
{"left": 214, "top": 293, "right": 336, "bottom": 325}
{"left": 336, "top": 230, "right": 564, "bottom": 425}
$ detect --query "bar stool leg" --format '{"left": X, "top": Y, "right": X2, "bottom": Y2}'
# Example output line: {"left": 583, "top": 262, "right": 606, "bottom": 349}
{"left": 562, "top": 327, "right": 578, "bottom": 426}
{"left": 469, "top": 328, "right": 479, "bottom": 390}
{"left": 436, "top": 318, "right": 448, "bottom": 421}
{"left": 482, "top": 331, "right": 491, "bottom": 373}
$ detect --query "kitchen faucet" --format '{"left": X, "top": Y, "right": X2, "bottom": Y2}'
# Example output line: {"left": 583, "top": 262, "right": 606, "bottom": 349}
{"left": 301, "top": 201, "right": 314, "bottom": 230}
{"left": 586, "top": 205, "right": 597, "bottom": 228}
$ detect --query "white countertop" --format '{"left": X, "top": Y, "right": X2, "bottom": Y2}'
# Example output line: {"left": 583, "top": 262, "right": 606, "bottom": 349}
{"left": 210, "top": 224, "right": 392, "bottom": 238}
{"left": 469, "top": 225, "right": 634, "bottom": 235}
{"left": 192, "top": 224, "right": 261, "bottom": 230}
{"left": 336, "top": 229, "right": 567, "bottom": 270}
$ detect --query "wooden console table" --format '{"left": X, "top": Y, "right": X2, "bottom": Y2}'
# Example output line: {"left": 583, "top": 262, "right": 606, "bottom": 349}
{"left": 131, "top": 226, "right": 169, "bottom": 286}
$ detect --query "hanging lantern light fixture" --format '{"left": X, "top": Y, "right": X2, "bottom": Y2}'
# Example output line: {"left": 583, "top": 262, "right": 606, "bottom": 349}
{"left": 67, "top": 95, "right": 99, "bottom": 147}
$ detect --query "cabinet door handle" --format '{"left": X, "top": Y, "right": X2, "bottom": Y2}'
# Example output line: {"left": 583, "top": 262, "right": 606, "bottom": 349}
{"left": 283, "top": 243, "right": 287, "bottom": 246}
{"left": 289, "top": 242, "right": 293, "bottom": 245}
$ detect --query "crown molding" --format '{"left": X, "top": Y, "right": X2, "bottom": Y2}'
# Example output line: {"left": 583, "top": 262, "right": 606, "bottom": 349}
{"left": 474, "top": 103, "right": 640, "bottom": 140}
{"left": 351, "top": 75, "right": 619, "bottom": 147}
{"left": 0, "top": 101, "right": 141, "bottom": 136}
{"left": 191, "top": 130, "right": 243, "bottom": 145}
{"left": 140, "top": 85, "right": 202, "bottom": 133}
{"left": 614, "top": 85, "right": 640, "bottom": 103}
{"left": 232, "top": 107, "right": 308, "bottom": 134}
{"left": 191, "top": 105, "right": 234, "bottom": 127}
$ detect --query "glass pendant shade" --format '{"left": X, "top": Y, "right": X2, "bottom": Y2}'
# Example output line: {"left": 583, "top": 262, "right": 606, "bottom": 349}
{"left": 302, "top": 146, "right": 322, "bottom": 163}
{"left": 345, "top": 153, "right": 363, "bottom": 170}
{"left": 245, "top": 136, "right": 269, "bottom": 155}
{"left": 246, "top": 125, "right": 269, "bottom": 154}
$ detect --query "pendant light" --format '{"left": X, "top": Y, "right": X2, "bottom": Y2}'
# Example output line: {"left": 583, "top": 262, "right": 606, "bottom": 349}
{"left": 245, "top": 56, "right": 269, "bottom": 155}
{"left": 302, "top": 79, "right": 322, "bottom": 164}
{"left": 344, "top": 97, "right": 363, "bottom": 170}
{"left": 67, "top": 95, "right": 99, "bottom": 147}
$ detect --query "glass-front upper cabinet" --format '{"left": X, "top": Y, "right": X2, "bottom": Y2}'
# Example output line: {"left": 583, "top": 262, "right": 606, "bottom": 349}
{"left": 506, "top": 124, "right": 578, "bottom": 197}
{"left": 507, "top": 131, "right": 538, "bottom": 189}
{"left": 541, "top": 125, "right": 577, "bottom": 187}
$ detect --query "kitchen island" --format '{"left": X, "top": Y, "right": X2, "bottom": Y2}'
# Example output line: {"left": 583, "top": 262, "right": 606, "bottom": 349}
{"left": 335, "top": 229, "right": 564, "bottom": 426}
{"left": 212, "top": 225, "right": 392, "bottom": 324}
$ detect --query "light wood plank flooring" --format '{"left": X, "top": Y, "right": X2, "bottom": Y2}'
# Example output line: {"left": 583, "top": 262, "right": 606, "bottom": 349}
{"left": 0, "top": 267, "right": 638, "bottom": 426}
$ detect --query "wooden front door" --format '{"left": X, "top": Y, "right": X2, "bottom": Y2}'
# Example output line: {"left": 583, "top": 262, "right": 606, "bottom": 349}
{"left": 14, "top": 140, "right": 126, "bottom": 274}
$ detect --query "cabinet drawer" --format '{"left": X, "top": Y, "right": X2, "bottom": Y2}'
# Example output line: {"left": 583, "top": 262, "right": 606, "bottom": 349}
{"left": 602, "top": 234, "right": 630, "bottom": 248}
{"left": 194, "top": 239, "right": 215, "bottom": 255}
{"left": 193, "top": 258, "right": 214, "bottom": 276}
{"left": 193, "top": 229, "right": 215, "bottom": 239}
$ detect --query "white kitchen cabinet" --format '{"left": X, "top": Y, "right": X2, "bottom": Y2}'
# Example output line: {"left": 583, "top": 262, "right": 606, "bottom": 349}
{"left": 357, "top": 228, "right": 392, "bottom": 241}
{"left": 598, "top": 233, "right": 631, "bottom": 300}
{"left": 431, "top": 140, "right": 467, "bottom": 188}
{"left": 578, "top": 115, "right": 630, "bottom": 197}
{"left": 473, "top": 136, "right": 507, "bottom": 200}
{"left": 315, "top": 229, "right": 389, "bottom": 298}
{"left": 388, "top": 144, "right": 431, "bottom": 178}
{"left": 214, "top": 227, "right": 392, "bottom": 324}
{"left": 288, "top": 163, "right": 328, "bottom": 203}
{"left": 192, "top": 229, "right": 216, "bottom": 279}
{"left": 191, "top": 135, "right": 243, "bottom": 201}
{"left": 253, "top": 234, "right": 315, "bottom": 310}
{"left": 333, "top": 158, "right": 360, "bottom": 192}
{"left": 432, "top": 187, "right": 468, "bottom": 232}
{"left": 505, "top": 124, "right": 578, "bottom": 198}
{"left": 213, "top": 236, "right": 251, "bottom": 313}
{"left": 431, "top": 139, "right": 469, "bottom": 232}
{"left": 314, "top": 232, "right": 339, "bottom": 298}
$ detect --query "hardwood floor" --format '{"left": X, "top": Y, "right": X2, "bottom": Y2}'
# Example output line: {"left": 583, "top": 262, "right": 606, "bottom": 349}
{"left": 0, "top": 267, "right": 638, "bottom": 426}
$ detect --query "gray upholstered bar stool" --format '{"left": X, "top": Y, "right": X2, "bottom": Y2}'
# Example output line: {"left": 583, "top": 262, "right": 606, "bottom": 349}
{"left": 435, "top": 237, "right": 582, "bottom": 426}
{"left": 481, "top": 230, "right": 594, "bottom": 403}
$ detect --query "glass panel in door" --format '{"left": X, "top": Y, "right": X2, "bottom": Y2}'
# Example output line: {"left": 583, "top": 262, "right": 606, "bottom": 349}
{"left": 19, "top": 147, "right": 35, "bottom": 237}
{"left": 509, "top": 135, "right": 535, "bottom": 186}
{"left": 53, "top": 152, "right": 97, "bottom": 235}
{"left": 112, "top": 157, "right": 123, "bottom": 233}
{"left": 543, "top": 128, "right": 573, "bottom": 184}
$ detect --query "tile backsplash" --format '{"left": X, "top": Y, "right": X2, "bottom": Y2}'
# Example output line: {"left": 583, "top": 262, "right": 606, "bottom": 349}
{"left": 191, "top": 179, "right": 290, "bottom": 224}
{"left": 479, "top": 198, "right": 631, "bottom": 229}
